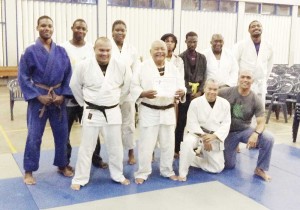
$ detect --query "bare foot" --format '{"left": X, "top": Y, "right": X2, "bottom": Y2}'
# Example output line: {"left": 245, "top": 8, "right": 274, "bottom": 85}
{"left": 135, "top": 178, "right": 145, "bottom": 184}
{"left": 174, "top": 152, "right": 180, "bottom": 159}
{"left": 58, "top": 166, "right": 74, "bottom": 177}
{"left": 70, "top": 184, "right": 81, "bottom": 191}
{"left": 169, "top": 175, "right": 178, "bottom": 181}
{"left": 120, "top": 178, "right": 131, "bottom": 185}
{"left": 178, "top": 176, "right": 187, "bottom": 182}
{"left": 24, "top": 172, "right": 36, "bottom": 185}
{"left": 255, "top": 168, "right": 272, "bottom": 182}
{"left": 236, "top": 144, "right": 241, "bottom": 153}
{"left": 128, "top": 149, "right": 136, "bottom": 165}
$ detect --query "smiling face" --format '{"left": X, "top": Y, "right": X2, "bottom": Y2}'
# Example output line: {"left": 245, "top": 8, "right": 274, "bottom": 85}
{"left": 248, "top": 21, "right": 262, "bottom": 38}
{"left": 112, "top": 23, "right": 127, "bottom": 45}
{"left": 72, "top": 21, "right": 87, "bottom": 42}
{"left": 204, "top": 80, "right": 219, "bottom": 102}
{"left": 238, "top": 70, "right": 254, "bottom": 90}
{"left": 211, "top": 34, "right": 224, "bottom": 54}
{"left": 94, "top": 38, "right": 112, "bottom": 65}
{"left": 150, "top": 41, "right": 167, "bottom": 65}
{"left": 36, "top": 18, "right": 53, "bottom": 41}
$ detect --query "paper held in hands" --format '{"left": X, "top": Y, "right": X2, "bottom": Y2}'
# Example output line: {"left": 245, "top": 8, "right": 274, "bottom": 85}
{"left": 153, "top": 77, "right": 177, "bottom": 97}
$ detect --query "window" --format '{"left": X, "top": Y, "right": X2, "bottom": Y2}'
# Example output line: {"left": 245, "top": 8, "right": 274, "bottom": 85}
{"left": 182, "top": 0, "right": 237, "bottom": 12}
{"left": 33, "top": 0, "right": 97, "bottom": 4}
{"left": 276, "top": 5, "right": 291, "bottom": 16}
{"left": 152, "top": 0, "right": 172, "bottom": 9}
{"left": 245, "top": 2, "right": 259, "bottom": 14}
{"left": 201, "top": 0, "right": 218, "bottom": 12}
{"left": 108, "top": 0, "right": 130, "bottom": 6}
{"left": 182, "top": 0, "right": 199, "bottom": 10}
{"left": 219, "top": 1, "right": 236, "bottom": 13}
{"left": 108, "top": 0, "right": 172, "bottom": 8}
{"left": 131, "top": 0, "right": 150, "bottom": 7}
{"left": 262, "top": 3, "right": 275, "bottom": 15}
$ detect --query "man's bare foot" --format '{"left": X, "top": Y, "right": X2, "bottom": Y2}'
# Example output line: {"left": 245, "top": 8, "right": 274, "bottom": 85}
{"left": 58, "top": 166, "right": 74, "bottom": 177}
{"left": 128, "top": 149, "right": 136, "bottom": 165}
{"left": 92, "top": 160, "right": 109, "bottom": 169}
{"left": 178, "top": 176, "right": 187, "bottom": 182}
{"left": 24, "top": 172, "right": 36, "bottom": 185}
{"left": 174, "top": 152, "right": 179, "bottom": 159}
{"left": 70, "top": 184, "right": 81, "bottom": 191}
{"left": 120, "top": 179, "right": 131, "bottom": 185}
{"left": 169, "top": 175, "right": 178, "bottom": 181}
{"left": 236, "top": 145, "right": 241, "bottom": 153}
{"left": 255, "top": 168, "right": 271, "bottom": 182}
{"left": 135, "top": 178, "right": 145, "bottom": 184}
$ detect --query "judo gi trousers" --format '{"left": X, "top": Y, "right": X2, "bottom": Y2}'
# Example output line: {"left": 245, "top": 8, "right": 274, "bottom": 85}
{"left": 135, "top": 125, "right": 176, "bottom": 180}
{"left": 24, "top": 99, "right": 68, "bottom": 171}
{"left": 66, "top": 105, "right": 103, "bottom": 164}
{"left": 179, "top": 133, "right": 224, "bottom": 177}
{"left": 120, "top": 101, "right": 136, "bottom": 150}
{"left": 72, "top": 124, "right": 125, "bottom": 185}
{"left": 224, "top": 128, "right": 274, "bottom": 171}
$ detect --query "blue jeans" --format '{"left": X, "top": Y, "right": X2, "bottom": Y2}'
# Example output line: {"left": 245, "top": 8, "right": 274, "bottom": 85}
{"left": 224, "top": 128, "right": 274, "bottom": 171}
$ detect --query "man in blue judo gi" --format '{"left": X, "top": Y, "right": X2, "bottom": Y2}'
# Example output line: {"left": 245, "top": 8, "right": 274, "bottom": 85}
{"left": 18, "top": 15, "right": 74, "bottom": 185}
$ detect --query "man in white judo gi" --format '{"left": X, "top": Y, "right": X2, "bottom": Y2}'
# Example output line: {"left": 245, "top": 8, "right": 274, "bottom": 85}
{"left": 131, "top": 40, "right": 186, "bottom": 184}
{"left": 204, "top": 34, "right": 238, "bottom": 88}
{"left": 234, "top": 20, "right": 273, "bottom": 103}
{"left": 62, "top": 19, "right": 108, "bottom": 169}
{"left": 70, "top": 37, "right": 130, "bottom": 190}
{"left": 178, "top": 79, "right": 231, "bottom": 181}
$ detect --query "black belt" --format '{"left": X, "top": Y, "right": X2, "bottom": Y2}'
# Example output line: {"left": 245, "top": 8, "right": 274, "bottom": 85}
{"left": 85, "top": 101, "right": 118, "bottom": 122}
{"left": 200, "top": 126, "right": 214, "bottom": 134}
{"left": 141, "top": 102, "right": 174, "bottom": 110}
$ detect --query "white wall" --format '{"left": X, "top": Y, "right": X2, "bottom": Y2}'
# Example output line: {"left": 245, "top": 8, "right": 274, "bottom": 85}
{"left": 180, "top": 11, "right": 237, "bottom": 53}
{"left": 107, "top": 6, "right": 173, "bottom": 60}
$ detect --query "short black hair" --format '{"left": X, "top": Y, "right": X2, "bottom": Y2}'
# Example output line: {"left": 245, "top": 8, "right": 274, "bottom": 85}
{"left": 72, "top": 19, "right": 86, "bottom": 27}
{"left": 37, "top": 15, "right": 53, "bottom": 25}
{"left": 160, "top": 33, "right": 178, "bottom": 51}
{"left": 248, "top": 20, "right": 261, "bottom": 29}
{"left": 112, "top": 20, "right": 127, "bottom": 32}
{"left": 186, "top": 31, "right": 198, "bottom": 40}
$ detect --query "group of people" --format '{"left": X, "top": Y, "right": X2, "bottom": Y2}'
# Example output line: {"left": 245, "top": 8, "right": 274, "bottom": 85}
{"left": 18, "top": 16, "right": 274, "bottom": 190}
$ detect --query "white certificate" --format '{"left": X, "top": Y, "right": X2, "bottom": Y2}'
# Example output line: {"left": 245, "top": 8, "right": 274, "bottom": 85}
{"left": 153, "top": 77, "right": 177, "bottom": 97}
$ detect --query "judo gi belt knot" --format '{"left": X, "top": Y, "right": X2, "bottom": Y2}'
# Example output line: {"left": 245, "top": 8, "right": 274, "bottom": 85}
{"left": 85, "top": 101, "right": 119, "bottom": 122}
{"left": 188, "top": 82, "right": 199, "bottom": 94}
{"left": 141, "top": 102, "right": 174, "bottom": 110}
{"left": 200, "top": 126, "right": 214, "bottom": 134}
{"left": 35, "top": 83, "right": 62, "bottom": 119}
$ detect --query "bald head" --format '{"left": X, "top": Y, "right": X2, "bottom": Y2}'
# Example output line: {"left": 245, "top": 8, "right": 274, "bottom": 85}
{"left": 94, "top": 37, "right": 112, "bottom": 65}
{"left": 150, "top": 40, "right": 167, "bottom": 65}
{"left": 210, "top": 34, "right": 224, "bottom": 54}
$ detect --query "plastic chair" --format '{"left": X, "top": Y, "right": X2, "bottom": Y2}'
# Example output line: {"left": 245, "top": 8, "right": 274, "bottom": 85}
{"left": 292, "top": 94, "right": 300, "bottom": 142}
{"left": 7, "top": 79, "right": 24, "bottom": 120}
{"left": 265, "top": 82, "right": 293, "bottom": 124}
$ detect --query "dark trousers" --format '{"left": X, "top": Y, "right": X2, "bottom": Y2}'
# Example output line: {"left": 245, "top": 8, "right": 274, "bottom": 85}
{"left": 175, "top": 95, "right": 192, "bottom": 154}
{"left": 66, "top": 105, "right": 102, "bottom": 164}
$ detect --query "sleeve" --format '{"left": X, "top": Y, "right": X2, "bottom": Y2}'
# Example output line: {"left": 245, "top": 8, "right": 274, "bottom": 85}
{"left": 199, "top": 55, "right": 207, "bottom": 93}
{"left": 227, "top": 52, "right": 239, "bottom": 87}
{"left": 69, "top": 62, "right": 85, "bottom": 106}
{"left": 130, "top": 64, "right": 144, "bottom": 104}
{"left": 186, "top": 99, "right": 204, "bottom": 134}
{"left": 267, "top": 44, "right": 274, "bottom": 80}
{"left": 213, "top": 100, "right": 231, "bottom": 142}
{"left": 60, "top": 53, "right": 73, "bottom": 97}
{"left": 18, "top": 51, "right": 41, "bottom": 101}
{"left": 176, "top": 63, "right": 186, "bottom": 103}
{"left": 254, "top": 94, "right": 265, "bottom": 117}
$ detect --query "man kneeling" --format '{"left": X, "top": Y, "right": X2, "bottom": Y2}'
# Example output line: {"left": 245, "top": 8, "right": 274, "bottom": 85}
{"left": 178, "top": 79, "right": 231, "bottom": 181}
